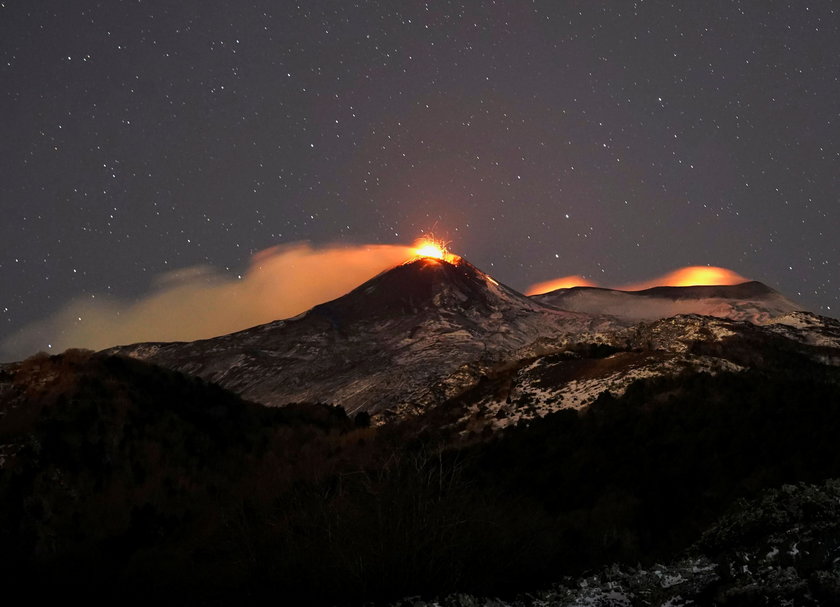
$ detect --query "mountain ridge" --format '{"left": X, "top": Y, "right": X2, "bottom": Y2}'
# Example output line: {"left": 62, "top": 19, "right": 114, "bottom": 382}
{"left": 533, "top": 279, "right": 802, "bottom": 324}
{"left": 541, "top": 279, "right": 778, "bottom": 300}
{"left": 4, "top": 256, "right": 840, "bottom": 604}
{"left": 108, "top": 256, "right": 608, "bottom": 418}
{"left": 106, "top": 256, "right": 835, "bottom": 426}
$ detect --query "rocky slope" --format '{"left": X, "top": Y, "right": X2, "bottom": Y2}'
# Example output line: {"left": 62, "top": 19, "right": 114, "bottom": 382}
{"left": 441, "top": 312, "right": 840, "bottom": 433}
{"left": 4, "top": 316, "right": 840, "bottom": 604}
{"left": 109, "top": 257, "right": 613, "bottom": 419}
{"left": 390, "top": 479, "right": 840, "bottom": 607}
{"left": 532, "top": 280, "right": 801, "bottom": 324}
{"left": 108, "top": 256, "right": 838, "bottom": 428}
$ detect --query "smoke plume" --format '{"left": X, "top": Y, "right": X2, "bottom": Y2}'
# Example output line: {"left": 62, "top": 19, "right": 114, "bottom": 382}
{"left": 2, "top": 242, "right": 414, "bottom": 361}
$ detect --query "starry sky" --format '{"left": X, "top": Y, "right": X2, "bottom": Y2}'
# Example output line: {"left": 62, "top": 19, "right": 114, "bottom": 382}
{"left": 2, "top": 1, "right": 838, "bottom": 359}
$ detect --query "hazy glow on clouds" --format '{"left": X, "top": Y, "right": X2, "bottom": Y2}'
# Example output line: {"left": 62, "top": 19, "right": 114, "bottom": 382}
{"left": 617, "top": 266, "right": 749, "bottom": 291}
{"left": 525, "top": 275, "right": 598, "bottom": 295}
{"left": 1, "top": 246, "right": 754, "bottom": 363}
{"left": 1, "top": 242, "right": 414, "bottom": 361}
{"left": 526, "top": 265, "right": 749, "bottom": 295}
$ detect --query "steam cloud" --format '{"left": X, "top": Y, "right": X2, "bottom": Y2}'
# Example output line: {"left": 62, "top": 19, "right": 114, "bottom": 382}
{"left": 3, "top": 252, "right": 755, "bottom": 363}
{"left": 2, "top": 242, "right": 414, "bottom": 361}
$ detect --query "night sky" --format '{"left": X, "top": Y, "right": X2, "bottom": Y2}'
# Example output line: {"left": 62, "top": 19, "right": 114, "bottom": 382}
{"left": 2, "top": 1, "right": 839, "bottom": 360}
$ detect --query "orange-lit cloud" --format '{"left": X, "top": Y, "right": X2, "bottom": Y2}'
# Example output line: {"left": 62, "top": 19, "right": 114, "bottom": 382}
{"left": 617, "top": 266, "right": 749, "bottom": 291}
{"left": 526, "top": 265, "right": 749, "bottom": 295}
{"left": 525, "top": 275, "right": 598, "bottom": 295}
{"left": 1, "top": 242, "right": 415, "bottom": 361}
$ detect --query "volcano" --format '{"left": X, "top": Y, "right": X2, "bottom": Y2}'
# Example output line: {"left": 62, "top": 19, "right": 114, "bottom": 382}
{"left": 310, "top": 255, "right": 537, "bottom": 322}
{"left": 7, "top": 254, "right": 840, "bottom": 604}
{"left": 108, "top": 255, "right": 838, "bottom": 425}
{"left": 110, "top": 256, "right": 604, "bottom": 418}
{"left": 533, "top": 280, "right": 801, "bottom": 324}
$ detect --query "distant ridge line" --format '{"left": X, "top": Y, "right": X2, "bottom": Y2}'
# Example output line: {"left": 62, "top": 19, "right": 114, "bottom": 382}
{"left": 534, "top": 281, "right": 776, "bottom": 301}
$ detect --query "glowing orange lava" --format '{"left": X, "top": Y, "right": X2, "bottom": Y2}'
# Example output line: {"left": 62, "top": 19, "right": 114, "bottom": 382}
{"left": 415, "top": 242, "right": 446, "bottom": 259}
{"left": 410, "top": 237, "right": 460, "bottom": 264}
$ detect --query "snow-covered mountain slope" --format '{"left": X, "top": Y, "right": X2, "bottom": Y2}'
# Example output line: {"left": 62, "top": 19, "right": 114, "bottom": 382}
{"left": 420, "top": 311, "right": 840, "bottom": 434}
{"left": 109, "top": 257, "right": 611, "bottom": 418}
{"left": 109, "top": 257, "right": 838, "bottom": 426}
{"left": 766, "top": 311, "right": 840, "bottom": 349}
{"left": 532, "top": 281, "right": 802, "bottom": 324}
{"left": 458, "top": 350, "right": 745, "bottom": 431}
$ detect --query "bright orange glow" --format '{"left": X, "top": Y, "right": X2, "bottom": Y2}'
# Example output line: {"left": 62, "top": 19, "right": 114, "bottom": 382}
{"left": 410, "top": 237, "right": 460, "bottom": 264}
{"left": 4, "top": 242, "right": 419, "bottom": 356}
{"left": 525, "top": 266, "right": 749, "bottom": 295}
{"left": 620, "top": 266, "right": 749, "bottom": 291}
{"left": 415, "top": 242, "right": 446, "bottom": 259}
{"left": 525, "top": 275, "right": 597, "bottom": 295}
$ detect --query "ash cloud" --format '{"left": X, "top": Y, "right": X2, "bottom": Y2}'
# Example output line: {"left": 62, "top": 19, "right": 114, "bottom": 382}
{"left": 2, "top": 242, "right": 414, "bottom": 361}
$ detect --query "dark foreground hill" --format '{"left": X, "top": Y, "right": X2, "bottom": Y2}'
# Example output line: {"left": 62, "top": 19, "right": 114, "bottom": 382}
{"left": 2, "top": 347, "right": 840, "bottom": 605}
{"left": 0, "top": 350, "right": 358, "bottom": 602}
{"left": 405, "top": 479, "right": 840, "bottom": 606}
